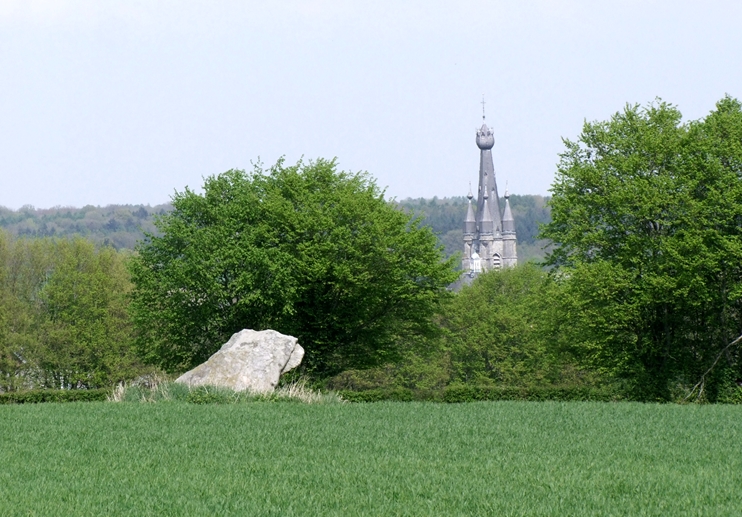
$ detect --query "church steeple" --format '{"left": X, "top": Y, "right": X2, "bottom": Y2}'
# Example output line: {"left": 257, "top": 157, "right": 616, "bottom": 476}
{"left": 475, "top": 109, "right": 502, "bottom": 235}
{"left": 461, "top": 99, "right": 517, "bottom": 275}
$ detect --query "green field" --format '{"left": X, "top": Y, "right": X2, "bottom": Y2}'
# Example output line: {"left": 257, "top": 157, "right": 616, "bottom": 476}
{"left": 1, "top": 401, "right": 740, "bottom": 516}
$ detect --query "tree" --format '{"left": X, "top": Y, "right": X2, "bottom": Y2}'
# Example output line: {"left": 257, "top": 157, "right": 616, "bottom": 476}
{"left": 129, "top": 158, "right": 458, "bottom": 377}
{"left": 35, "top": 239, "right": 139, "bottom": 388}
{"left": 541, "top": 97, "right": 742, "bottom": 400}
{"left": 0, "top": 230, "right": 141, "bottom": 390}
{"left": 439, "top": 263, "right": 580, "bottom": 387}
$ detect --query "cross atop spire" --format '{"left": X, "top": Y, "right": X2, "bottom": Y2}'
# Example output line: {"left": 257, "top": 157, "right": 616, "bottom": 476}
{"left": 481, "top": 94, "right": 486, "bottom": 120}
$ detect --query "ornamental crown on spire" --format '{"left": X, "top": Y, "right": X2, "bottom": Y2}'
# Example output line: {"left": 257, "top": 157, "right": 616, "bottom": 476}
{"left": 476, "top": 123, "right": 495, "bottom": 150}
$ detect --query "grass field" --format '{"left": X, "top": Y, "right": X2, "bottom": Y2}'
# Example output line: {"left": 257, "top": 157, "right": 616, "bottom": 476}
{"left": 1, "top": 401, "right": 740, "bottom": 516}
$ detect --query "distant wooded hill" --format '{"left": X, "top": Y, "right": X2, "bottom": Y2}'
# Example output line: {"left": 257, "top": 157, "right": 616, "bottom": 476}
{"left": 0, "top": 195, "right": 551, "bottom": 262}
{"left": 397, "top": 195, "right": 551, "bottom": 263}
{"left": 0, "top": 204, "right": 173, "bottom": 250}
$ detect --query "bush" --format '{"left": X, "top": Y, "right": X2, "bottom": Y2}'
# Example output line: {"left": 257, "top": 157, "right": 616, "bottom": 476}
{"left": 334, "top": 384, "right": 624, "bottom": 403}
{"left": 0, "top": 389, "right": 109, "bottom": 404}
{"left": 441, "top": 384, "right": 624, "bottom": 403}
{"left": 129, "top": 159, "right": 458, "bottom": 377}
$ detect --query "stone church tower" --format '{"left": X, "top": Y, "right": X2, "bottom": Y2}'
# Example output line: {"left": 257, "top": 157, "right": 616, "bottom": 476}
{"left": 462, "top": 112, "right": 517, "bottom": 274}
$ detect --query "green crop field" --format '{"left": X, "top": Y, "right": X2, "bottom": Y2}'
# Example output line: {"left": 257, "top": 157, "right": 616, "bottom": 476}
{"left": 1, "top": 401, "right": 740, "bottom": 516}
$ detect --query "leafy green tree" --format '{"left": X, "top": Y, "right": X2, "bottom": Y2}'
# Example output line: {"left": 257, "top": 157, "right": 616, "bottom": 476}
{"left": 35, "top": 239, "right": 139, "bottom": 388}
{"left": 541, "top": 97, "right": 742, "bottom": 400}
{"left": 0, "top": 230, "right": 141, "bottom": 390}
{"left": 440, "top": 264, "right": 582, "bottom": 387}
{"left": 129, "top": 158, "right": 458, "bottom": 376}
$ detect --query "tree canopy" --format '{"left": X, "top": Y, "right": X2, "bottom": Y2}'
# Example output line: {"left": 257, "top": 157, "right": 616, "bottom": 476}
{"left": 129, "top": 158, "right": 459, "bottom": 377}
{"left": 541, "top": 96, "right": 742, "bottom": 400}
{"left": 0, "top": 231, "right": 141, "bottom": 390}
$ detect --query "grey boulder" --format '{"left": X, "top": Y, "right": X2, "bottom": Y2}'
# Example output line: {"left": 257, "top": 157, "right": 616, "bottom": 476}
{"left": 175, "top": 329, "right": 304, "bottom": 393}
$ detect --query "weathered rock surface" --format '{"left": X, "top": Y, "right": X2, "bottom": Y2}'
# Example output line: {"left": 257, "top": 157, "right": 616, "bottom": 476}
{"left": 175, "top": 329, "right": 304, "bottom": 393}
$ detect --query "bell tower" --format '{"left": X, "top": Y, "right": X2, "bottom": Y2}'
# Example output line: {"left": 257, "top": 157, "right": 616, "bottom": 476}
{"left": 462, "top": 99, "right": 517, "bottom": 274}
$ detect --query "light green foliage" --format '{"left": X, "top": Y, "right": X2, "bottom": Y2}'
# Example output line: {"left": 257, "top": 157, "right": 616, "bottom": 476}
{"left": 129, "top": 158, "right": 459, "bottom": 376}
{"left": 1, "top": 402, "right": 741, "bottom": 515}
{"left": 441, "top": 264, "right": 584, "bottom": 386}
{"left": 542, "top": 97, "right": 742, "bottom": 400}
{"left": 0, "top": 230, "right": 142, "bottom": 390}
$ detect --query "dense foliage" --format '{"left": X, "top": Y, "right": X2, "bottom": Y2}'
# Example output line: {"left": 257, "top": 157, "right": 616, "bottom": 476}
{"left": 4, "top": 98, "right": 742, "bottom": 405}
{"left": 129, "top": 158, "right": 459, "bottom": 376}
{"left": 542, "top": 96, "right": 742, "bottom": 400}
{"left": 442, "top": 264, "right": 574, "bottom": 386}
{"left": 0, "top": 230, "right": 143, "bottom": 390}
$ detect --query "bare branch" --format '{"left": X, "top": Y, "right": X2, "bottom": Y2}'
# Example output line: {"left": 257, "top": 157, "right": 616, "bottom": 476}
{"left": 685, "top": 333, "right": 742, "bottom": 402}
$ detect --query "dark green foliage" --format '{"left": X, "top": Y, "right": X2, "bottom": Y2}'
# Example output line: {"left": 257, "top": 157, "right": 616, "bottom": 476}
{"left": 339, "top": 387, "right": 417, "bottom": 402}
{"left": 129, "top": 158, "right": 459, "bottom": 377}
{"left": 327, "top": 264, "right": 603, "bottom": 398}
{"left": 336, "top": 385, "right": 622, "bottom": 403}
{"left": 0, "top": 204, "right": 172, "bottom": 250}
{"left": 2, "top": 402, "right": 742, "bottom": 515}
{"left": 440, "top": 384, "right": 623, "bottom": 403}
{"left": 541, "top": 96, "right": 742, "bottom": 400}
{"left": 0, "top": 389, "right": 109, "bottom": 404}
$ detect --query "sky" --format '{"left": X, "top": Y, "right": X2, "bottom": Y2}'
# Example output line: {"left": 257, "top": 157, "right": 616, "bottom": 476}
{"left": 1, "top": 1, "right": 740, "bottom": 209}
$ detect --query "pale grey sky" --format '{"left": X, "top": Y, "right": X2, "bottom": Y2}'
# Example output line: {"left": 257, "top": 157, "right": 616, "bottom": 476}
{"left": 1, "top": 1, "right": 740, "bottom": 209}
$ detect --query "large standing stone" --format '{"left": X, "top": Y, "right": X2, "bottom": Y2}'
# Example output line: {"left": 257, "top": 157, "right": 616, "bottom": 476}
{"left": 175, "top": 329, "right": 304, "bottom": 393}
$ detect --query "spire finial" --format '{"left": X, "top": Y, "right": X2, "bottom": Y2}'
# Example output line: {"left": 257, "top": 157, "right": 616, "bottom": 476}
{"left": 467, "top": 182, "right": 473, "bottom": 200}
{"left": 505, "top": 180, "right": 509, "bottom": 198}
{"left": 481, "top": 94, "right": 486, "bottom": 120}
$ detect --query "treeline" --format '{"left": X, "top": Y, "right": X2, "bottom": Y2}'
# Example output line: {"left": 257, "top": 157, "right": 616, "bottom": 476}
{"left": 0, "top": 197, "right": 552, "bottom": 261}
{"left": 2, "top": 97, "right": 741, "bottom": 404}
{"left": 0, "top": 204, "right": 172, "bottom": 250}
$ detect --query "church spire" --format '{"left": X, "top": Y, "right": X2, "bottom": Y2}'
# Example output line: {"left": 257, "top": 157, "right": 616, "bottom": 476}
{"left": 464, "top": 184, "right": 476, "bottom": 235}
{"left": 459, "top": 100, "right": 517, "bottom": 278}
{"left": 502, "top": 188, "right": 515, "bottom": 234}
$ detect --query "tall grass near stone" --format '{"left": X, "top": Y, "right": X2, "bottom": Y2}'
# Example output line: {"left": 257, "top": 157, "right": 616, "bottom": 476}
{"left": 108, "top": 377, "right": 344, "bottom": 404}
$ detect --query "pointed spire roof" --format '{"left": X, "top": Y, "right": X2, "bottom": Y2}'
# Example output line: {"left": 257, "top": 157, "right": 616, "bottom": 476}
{"left": 464, "top": 184, "right": 476, "bottom": 235}
{"left": 479, "top": 186, "right": 494, "bottom": 234}
{"left": 502, "top": 188, "right": 515, "bottom": 234}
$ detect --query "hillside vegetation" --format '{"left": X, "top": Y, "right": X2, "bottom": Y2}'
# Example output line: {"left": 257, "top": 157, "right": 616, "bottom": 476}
{"left": 0, "top": 204, "right": 172, "bottom": 250}
{"left": 0, "top": 196, "right": 551, "bottom": 261}
{"left": 397, "top": 194, "right": 551, "bottom": 263}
